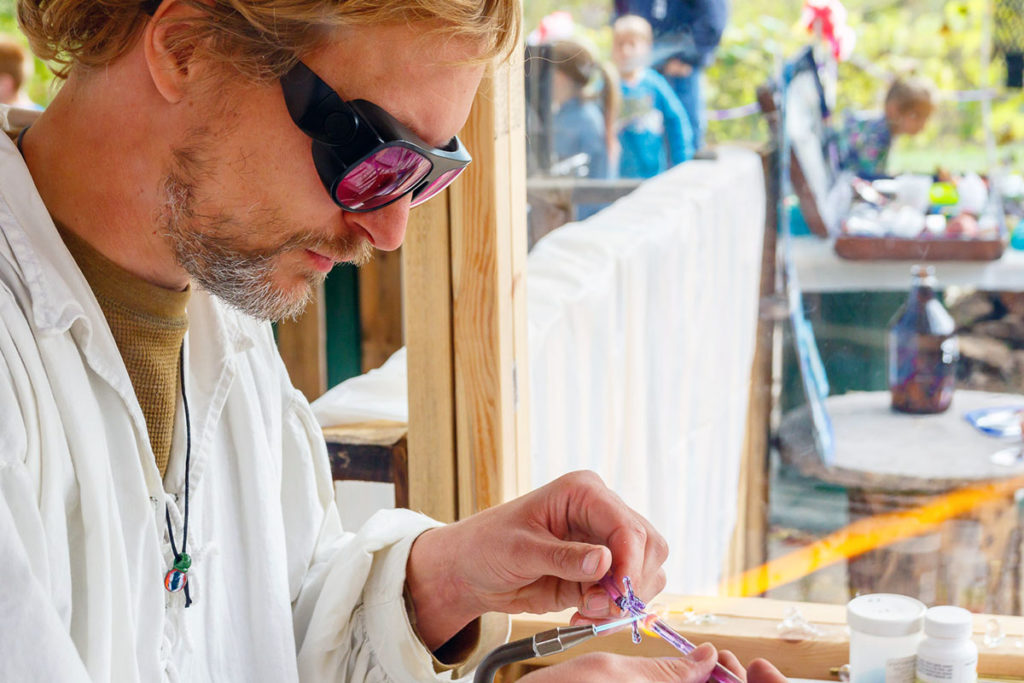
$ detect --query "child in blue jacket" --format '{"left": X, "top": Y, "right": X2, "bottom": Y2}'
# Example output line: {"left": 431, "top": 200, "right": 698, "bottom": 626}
{"left": 612, "top": 15, "right": 694, "bottom": 179}
{"left": 613, "top": 0, "right": 728, "bottom": 150}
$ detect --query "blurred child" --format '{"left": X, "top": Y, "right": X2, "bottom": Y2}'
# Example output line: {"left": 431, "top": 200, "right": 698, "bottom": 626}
{"left": 0, "top": 37, "right": 39, "bottom": 109}
{"left": 836, "top": 75, "right": 936, "bottom": 178}
{"left": 611, "top": 15, "right": 694, "bottom": 179}
{"left": 547, "top": 38, "right": 620, "bottom": 180}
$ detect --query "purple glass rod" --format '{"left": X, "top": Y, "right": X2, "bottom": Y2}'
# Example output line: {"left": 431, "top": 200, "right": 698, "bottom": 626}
{"left": 599, "top": 575, "right": 744, "bottom": 683}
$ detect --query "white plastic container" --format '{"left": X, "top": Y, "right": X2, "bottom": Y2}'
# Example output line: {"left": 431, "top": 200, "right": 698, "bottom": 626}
{"left": 847, "top": 593, "right": 926, "bottom": 683}
{"left": 915, "top": 606, "right": 978, "bottom": 683}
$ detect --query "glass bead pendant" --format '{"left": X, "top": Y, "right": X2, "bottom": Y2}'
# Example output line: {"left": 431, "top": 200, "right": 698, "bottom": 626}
{"left": 164, "top": 568, "right": 187, "bottom": 592}
{"left": 164, "top": 553, "right": 191, "bottom": 593}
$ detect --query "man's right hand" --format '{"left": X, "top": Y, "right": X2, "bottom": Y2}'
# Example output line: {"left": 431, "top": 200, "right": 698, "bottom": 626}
{"left": 518, "top": 643, "right": 788, "bottom": 682}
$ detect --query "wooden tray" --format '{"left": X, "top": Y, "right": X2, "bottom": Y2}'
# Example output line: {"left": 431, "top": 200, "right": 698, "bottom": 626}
{"left": 834, "top": 234, "right": 1006, "bottom": 261}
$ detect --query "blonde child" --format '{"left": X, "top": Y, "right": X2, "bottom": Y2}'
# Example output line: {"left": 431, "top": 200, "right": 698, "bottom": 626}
{"left": 837, "top": 75, "right": 936, "bottom": 178}
{"left": 611, "top": 15, "right": 694, "bottom": 179}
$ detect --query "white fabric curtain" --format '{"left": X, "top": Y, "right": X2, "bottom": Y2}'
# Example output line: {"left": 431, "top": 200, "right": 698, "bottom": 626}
{"left": 525, "top": 148, "right": 765, "bottom": 593}
{"left": 313, "top": 146, "right": 767, "bottom": 595}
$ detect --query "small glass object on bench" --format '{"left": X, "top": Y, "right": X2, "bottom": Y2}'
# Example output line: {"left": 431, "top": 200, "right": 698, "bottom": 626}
{"left": 989, "top": 409, "right": 1024, "bottom": 466}
{"left": 888, "top": 265, "right": 959, "bottom": 414}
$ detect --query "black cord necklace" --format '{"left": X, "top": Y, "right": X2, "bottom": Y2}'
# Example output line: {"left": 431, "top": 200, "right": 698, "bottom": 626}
{"left": 163, "top": 345, "right": 193, "bottom": 607}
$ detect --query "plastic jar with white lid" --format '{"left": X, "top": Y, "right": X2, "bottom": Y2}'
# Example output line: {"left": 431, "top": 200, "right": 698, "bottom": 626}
{"left": 847, "top": 593, "right": 926, "bottom": 683}
{"left": 915, "top": 606, "right": 978, "bottom": 683}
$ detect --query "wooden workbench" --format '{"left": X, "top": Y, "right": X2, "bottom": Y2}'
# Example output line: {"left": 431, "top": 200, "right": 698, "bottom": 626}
{"left": 503, "top": 595, "right": 1024, "bottom": 681}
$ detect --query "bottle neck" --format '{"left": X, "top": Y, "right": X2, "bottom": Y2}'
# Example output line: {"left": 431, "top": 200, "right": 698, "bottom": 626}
{"left": 909, "top": 276, "right": 937, "bottom": 301}
{"left": 911, "top": 272, "right": 936, "bottom": 286}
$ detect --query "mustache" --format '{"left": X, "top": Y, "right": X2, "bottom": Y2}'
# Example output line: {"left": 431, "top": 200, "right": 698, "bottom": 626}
{"left": 196, "top": 221, "right": 373, "bottom": 267}
{"left": 300, "top": 236, "right": 375, "bottom": 267}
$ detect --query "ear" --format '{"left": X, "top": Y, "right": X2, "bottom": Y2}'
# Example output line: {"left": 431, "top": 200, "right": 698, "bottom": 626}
{"left": 143, "top": 0, "right": 209, "bottom": 103}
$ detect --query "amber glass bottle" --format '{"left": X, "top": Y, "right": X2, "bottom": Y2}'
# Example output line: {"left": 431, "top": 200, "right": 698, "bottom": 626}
{"left": 888, "top": 265, "right": 959, "bottom": 414}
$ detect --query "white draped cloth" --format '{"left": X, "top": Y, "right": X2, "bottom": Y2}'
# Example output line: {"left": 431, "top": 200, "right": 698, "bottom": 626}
{"left": 314, "top": 146, "right": 767, "bottom": 595}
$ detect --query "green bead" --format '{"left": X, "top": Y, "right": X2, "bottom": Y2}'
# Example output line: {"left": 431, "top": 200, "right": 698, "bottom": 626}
{"left": 173, "top": 553, "right": 192, "bottom": 572}
{"left": 929, "top": 182, "right": 959, "bottom": 206}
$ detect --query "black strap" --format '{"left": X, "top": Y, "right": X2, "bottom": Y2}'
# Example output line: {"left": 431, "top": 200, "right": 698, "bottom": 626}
{"left": 15, "top": 125, "right": 28, "bottom": 156}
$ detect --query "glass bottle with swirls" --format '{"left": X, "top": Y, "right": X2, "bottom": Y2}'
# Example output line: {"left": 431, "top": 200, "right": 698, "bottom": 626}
{"left": 888, "top": 265, "right": 959, "bottom": 414}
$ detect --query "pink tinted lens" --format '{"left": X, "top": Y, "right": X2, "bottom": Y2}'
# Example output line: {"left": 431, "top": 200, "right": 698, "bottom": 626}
{"left": 335, "top": 146, "right": 432, "bottom": 211}
{"left": 410, "top": 167, "right": 465, "bottom": 207}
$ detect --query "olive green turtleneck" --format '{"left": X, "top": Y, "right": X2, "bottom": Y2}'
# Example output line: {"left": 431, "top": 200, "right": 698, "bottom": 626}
{"left": 59, "top": 225, "right": 190, "bottom": 477}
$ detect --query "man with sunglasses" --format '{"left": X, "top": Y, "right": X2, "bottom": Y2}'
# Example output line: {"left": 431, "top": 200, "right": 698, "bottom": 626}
{"left": 0, "top": 1, "right": 786, "bottom": 681}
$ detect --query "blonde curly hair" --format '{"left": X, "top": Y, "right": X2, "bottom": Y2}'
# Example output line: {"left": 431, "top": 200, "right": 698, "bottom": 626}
{"left": 17, "top": 0, "right": 521, "bottom": 81}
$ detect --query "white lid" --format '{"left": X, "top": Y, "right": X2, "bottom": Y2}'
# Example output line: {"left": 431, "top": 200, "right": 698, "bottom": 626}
{"left": 847, "top": 594, "right": 926, "bottom": 637}
{"left": 924, "top": 606, "right": 973, "bottom": 639}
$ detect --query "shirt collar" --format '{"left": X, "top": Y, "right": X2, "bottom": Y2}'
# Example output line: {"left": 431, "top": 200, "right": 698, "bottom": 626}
{"left": 0, "top": 130, "right": 96, "bottom": 336}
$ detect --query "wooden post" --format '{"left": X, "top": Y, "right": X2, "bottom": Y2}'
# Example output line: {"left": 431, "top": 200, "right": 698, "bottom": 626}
{"left": 726, "top": 144, "right": 778, "bottom": 585}
{"left": 403, "top": 196, "right": 459, "bottom": 522}
{"left": 276, "top": 280, "right": 327, "bottom": 401}
{"left": 507, "top": 50, "right": 532, "bottom": 500}
{"left": 402, "top": 47, "right": 528, "bottom": 521}
{"left": 449, "top": 52, "right": 529, "bottom": 518}
{"left": 358, "top": 249, "right": 405, "bottom": 373}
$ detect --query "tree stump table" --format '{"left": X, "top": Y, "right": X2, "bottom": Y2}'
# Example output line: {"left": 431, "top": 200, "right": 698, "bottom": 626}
{"left": 778, "top": 390, "right": 1024, "bottom": 614}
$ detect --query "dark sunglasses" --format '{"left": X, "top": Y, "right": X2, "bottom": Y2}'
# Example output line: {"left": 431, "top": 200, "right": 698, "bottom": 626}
{"left": 280, "top": 61, "right": 471, "bottom": 212}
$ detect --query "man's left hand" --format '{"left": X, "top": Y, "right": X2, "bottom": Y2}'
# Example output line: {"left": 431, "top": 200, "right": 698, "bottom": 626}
{"left": 405, "top": 471, "right": 668, "bottom": 649}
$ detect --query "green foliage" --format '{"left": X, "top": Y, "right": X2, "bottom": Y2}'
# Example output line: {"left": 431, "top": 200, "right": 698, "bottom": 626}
{"left": 527, "top": 0, "right": 1024, "bottom": 172}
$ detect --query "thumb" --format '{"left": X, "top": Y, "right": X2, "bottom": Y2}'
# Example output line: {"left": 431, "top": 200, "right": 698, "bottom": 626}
{"left": 526, "top": 538, "right": 611, "bottom": 582}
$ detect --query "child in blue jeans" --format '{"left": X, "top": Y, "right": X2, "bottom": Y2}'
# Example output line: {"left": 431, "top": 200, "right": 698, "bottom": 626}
{"left": 612, "top": 15, "right": 694, "bottom": 179}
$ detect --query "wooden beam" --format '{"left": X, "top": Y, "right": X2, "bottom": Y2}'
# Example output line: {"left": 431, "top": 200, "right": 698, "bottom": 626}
{"left": 358, "top": 248, "right": 404, "bottom": 373}
{"left": 403, "top": 194, "right": 458, "bottom": 522}
{"left": 449, "top": 51, "right": 529, "bottom": 518}
{"left": 507, "top": 49, "right": 532, "bottom": 500}
{"left": 276, "top": 280, "right": 327, "bottom": 401}
{"left": 323, "top": 421, "right": 409, "bottom": 508}
{"left": 403, "top": 48, "right": 528, "bottom": 521}
{"left": 526, "top": 177, "right": 642, "bottom": 204}
{"left": 726, "top": 144, "right": 779, "bottom": 582}
{"left": 507, "top": 596, "right": 1024, "bottom": 680}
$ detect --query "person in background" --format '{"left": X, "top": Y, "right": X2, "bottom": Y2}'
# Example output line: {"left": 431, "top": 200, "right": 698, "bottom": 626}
{"left": 612, "top": 14, "right": 694, "bottom": 179}
{"left": 0, "top": 36, "right": 40, "bottom": 109}
{"left": 613, "top": 0, "right": 728, "bottom": 151}
{"left": 835, "top": 75, "right": 936, "bottom": 179}
{"left": 547, "top": 38, "right": 619, "bottom": 218}
{"left": 548, "top": 39, "right": 619, "bottom": 180}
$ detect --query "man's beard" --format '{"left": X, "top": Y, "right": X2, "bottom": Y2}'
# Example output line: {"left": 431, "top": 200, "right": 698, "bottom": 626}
{"left": 159, "top": 133, "right": 373, "bottom": 322}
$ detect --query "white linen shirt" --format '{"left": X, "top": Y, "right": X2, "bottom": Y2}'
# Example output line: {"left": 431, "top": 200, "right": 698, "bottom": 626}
{"left": 0, "top": 130, "right": 506, "bottom": 682}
